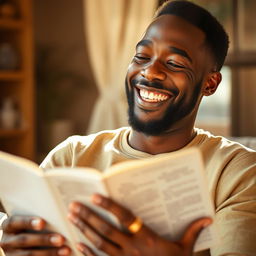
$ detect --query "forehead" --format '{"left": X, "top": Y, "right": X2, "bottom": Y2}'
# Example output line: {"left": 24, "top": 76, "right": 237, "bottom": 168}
{"left": 141, "top": 15, "right": 206, "bottom": 55}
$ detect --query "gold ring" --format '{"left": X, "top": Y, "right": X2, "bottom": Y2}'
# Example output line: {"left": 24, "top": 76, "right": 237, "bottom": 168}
{"left": 128, "top": 217, "right": 143, "bottom": 234}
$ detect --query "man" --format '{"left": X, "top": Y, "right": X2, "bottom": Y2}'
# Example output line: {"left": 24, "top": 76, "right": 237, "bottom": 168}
{"left": 1, "top": 1, "right": 255, "bottom": 256}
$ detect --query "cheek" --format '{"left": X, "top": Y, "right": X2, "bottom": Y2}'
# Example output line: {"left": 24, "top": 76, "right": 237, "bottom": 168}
{"left": 127, "top": 63, "right": 141, "bottom": 79}
{"left": 169, "top": 73, "right": 196, "bottom": 103}
{"left": 127, "top": 62, "right": 137, "bottom": 73}
{"left": 169, "top": 72, "right": 190, "bottom": 92}
{"left": 126, "top": 64, "right": 141, "bottom": 91}
{"left": 173, "top": 68, "right": 195, "bottom": 84}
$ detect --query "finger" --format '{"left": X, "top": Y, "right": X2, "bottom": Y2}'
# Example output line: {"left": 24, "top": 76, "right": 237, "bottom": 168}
{"left": 3, "top": 246, "right": 71, "bottom": 256}
{"left": 77, "top": 243, "right": 97, "bottom": 256}
{"left": 181, "top": 217, "right": 212, "bottom": 252}
{"left": 2, "top": 216, "right": 45, "bottom": 233}
{"left": 69, "top": 201, "right": 127, "bottom": 244}
{"left": 91, "top": 194, "right": 149, "bottom": 235}
{"left": 0, "top": 233, "right": 65, "bottom": 249}
{"left": 68, "top": 212, "right": 121, "bottom": 256}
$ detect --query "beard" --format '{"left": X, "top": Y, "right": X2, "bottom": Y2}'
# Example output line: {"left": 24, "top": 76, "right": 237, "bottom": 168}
{"left": 125, "top": 78, "right": 202, "bottom": 136}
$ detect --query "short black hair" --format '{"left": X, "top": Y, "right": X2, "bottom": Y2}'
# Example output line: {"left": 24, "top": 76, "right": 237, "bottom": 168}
{"left": 155, "top": 0, "right": 229, "bottom": 71}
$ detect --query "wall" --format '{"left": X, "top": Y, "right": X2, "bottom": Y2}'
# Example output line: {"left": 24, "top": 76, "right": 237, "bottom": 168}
{"left": 33, "top": 0, "right": 98, "bottom": 157}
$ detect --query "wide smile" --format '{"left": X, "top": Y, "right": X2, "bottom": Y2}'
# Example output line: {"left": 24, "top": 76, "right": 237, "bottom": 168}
{"left": 135, "top": 84, "right": 173, "bottom": 108}
{"left": 139, "top": 88, "right": 170, "bottom": 102}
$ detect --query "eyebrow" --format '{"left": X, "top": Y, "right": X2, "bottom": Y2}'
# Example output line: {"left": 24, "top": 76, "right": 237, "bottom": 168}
{"left": 136, "top": 40, "right": 193, "bottom": 63}
{"left": 169, "top": 46, "right": 192, "bottom": 63}
{"left": 136, "top": 39, "right": 152, "bottom": 49}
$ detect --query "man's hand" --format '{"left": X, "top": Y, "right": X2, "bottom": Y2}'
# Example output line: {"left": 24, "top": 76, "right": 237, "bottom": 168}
{"left": 68, "top": 194, "right": 212, "bottom": 256}
{"left": 0, "top": 216, "right": 71, "bottom": 256}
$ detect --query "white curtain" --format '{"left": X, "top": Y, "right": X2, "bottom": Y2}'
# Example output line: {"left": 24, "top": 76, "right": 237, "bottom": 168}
{"left": 83, "top": 0, "right": 158, "bottom": 134}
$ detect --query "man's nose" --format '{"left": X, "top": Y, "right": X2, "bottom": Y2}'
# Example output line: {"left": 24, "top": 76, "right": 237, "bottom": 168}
{"left": 140, "top": 61, "right": 166, "bottom": 81}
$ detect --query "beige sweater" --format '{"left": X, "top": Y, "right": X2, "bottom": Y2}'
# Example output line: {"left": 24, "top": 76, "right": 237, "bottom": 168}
{"left": 39, "top": 127, "right": 256, "bottom": 255}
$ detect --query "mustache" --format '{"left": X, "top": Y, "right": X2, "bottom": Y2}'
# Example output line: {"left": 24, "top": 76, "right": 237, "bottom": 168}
{"left": 131, "top": 78, "right": 179, "bottom": 96}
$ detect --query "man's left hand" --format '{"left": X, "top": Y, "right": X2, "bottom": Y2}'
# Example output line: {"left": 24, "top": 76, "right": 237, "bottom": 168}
{"left": 68, "top": 194, "right": 211, "bottom": 256}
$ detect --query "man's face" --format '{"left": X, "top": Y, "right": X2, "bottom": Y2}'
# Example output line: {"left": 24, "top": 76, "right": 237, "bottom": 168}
{"left": 126, "top": 15, "right": 212, "bottom": 135}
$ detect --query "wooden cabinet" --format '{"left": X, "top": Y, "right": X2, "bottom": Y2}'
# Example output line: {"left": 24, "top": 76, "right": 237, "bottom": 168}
{"left": 0, "top": 0, "right": 34, "bottom": 160}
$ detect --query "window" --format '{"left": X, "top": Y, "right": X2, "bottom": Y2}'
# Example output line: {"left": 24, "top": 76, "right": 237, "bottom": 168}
{"left": 192, "top": 0, "right": 256, "bottom": 136}
{"left": 196, "top": 66, "right": 231, "bottom": 136}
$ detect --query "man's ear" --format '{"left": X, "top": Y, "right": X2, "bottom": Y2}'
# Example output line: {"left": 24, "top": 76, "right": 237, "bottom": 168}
{"left": 202, "top": 72, "right": 222, "bottom": 96}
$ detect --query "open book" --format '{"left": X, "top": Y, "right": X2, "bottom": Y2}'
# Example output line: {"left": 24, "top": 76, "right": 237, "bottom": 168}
{"left": 0, "top": 148, "right": 217, "bottom": 256}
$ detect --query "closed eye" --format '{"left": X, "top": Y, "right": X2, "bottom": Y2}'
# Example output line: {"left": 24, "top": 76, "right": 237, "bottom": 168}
{"left": 134, "top": 55, "right": 150, "bottom": 63}
{"left": 167, "top": 61, "right": 185, "bottom": 69}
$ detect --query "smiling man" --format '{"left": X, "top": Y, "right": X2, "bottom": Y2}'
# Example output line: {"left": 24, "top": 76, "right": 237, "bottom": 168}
{"left": 1, "top": 1, "right": 256, "bottom": 256}
{"left": 126, "top": 12, "right": 221, "bottom": 154}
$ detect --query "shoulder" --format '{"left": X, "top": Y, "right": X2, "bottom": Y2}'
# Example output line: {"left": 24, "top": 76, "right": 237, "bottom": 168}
{"left": 194, "top": 128, "right": 255, "bottom": 192}
{"left": 195, "top": 128, "right": 255, "bottom": 160}
{"left": 195, "top": 129, "right": 256, "bottom": 205}
{"left": 198, "top": 132, "right": 256, "bottom": 253}
{"left": 40, "top": 127, "right": 130, "bottom": 169}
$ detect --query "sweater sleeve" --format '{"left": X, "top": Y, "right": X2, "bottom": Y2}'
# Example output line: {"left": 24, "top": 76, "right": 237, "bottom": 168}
{"left": 39, "top": 136, "right": 74, "bottom": 169}
{"left": 210, "top": 151, "right": 256, "bottom": 256}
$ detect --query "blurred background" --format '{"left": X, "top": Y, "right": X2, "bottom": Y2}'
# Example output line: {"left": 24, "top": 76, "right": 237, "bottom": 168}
{"left": 0, "top": 0, "right": 255, "bottom": 163}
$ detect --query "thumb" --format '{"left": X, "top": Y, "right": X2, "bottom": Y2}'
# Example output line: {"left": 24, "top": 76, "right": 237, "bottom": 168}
{"left": 181, "top": 217, "right": 212, "bottom": 253}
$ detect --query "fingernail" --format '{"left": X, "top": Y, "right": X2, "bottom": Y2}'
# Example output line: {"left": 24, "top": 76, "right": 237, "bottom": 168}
{"left": 69, "top": 202, "right": 81, "bottom": 214}
{"left": 67, "top": 213, "right": 79, "bottom": 225}
{"left": 77, "top": 243, "right": 89, "bottom": 254}
{"left": 91, "top": 194, "right": 102, "bottom": 204}
{"left": 50, "top": 234, "right": 63, "bottom": 246}
{"left": 203, "top": 219, "right": 212, "bottom": 227}
{"left": 31, "top": 218, "right": 42, "bottom": 230}
{"left": 58, "top": 247, "right": 70, "bottom": 256}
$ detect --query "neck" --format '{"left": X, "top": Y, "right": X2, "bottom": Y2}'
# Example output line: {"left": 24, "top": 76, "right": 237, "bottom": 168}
{"left": 128, "top": 125, "right": 196, "bottom": 155}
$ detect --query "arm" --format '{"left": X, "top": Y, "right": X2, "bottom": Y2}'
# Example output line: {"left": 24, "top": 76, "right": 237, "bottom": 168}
{"left": 210, "top": 152, "right": 256, "bottom": 255}
{"left": 68, "top": 194, "right": 212, "bottom": 256}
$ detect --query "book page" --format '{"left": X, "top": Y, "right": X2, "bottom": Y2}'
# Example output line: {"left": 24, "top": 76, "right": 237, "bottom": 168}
{"left": 105, "top": 148, "right": 217, "bottom": 252}
{"left": 46, "top": 168, "right": 111, "bottom": 256}
{"left": 0, "top": 211, "right": 7, "bottom": 241}
{"left": 46, "top": 168, "right": 109, "bottom": 216}
{"left": 0, "top": 152, "right": 82, "bottom": 256}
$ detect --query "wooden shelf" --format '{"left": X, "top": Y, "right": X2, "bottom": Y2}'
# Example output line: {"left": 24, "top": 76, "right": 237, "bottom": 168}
{"left": 0, "top": 18, "right": 24, "bottom": 30}
{"left": 0, "top": 71, "right": 24, "bottom": 81}
{"left": 0, "top": 128, "right": 26, "bottom": 138}
{"left": 0, "top": 0, "right": 35, "bottom": 160}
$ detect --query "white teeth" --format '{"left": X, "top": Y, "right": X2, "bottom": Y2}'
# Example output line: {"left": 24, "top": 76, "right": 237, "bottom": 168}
{"left": 141, "top": 90, "right": 148, "bottom": 98}
{"left": 149, "top": 92, "right": 154, "bottom": 99}
{"left": 139, "top": 89, "right": 169, "bottom": 102}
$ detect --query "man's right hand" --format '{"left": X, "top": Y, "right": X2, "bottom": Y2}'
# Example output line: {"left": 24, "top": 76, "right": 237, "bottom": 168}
{"left": 0, "top": 216, "right": 71, "bottom": 256}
